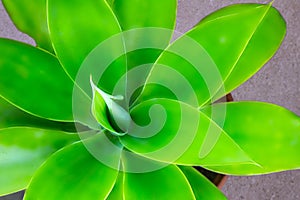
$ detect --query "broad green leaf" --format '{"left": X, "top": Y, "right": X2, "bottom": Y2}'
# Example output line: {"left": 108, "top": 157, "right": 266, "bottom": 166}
{"left": 24, "top": 135, "right": 121, "bottom": 200}
{"left": 0, "top": 97, "right": 81, "bottom": 132}
{"left": 2, "top": 0, "right": 53, "bottom": 52}
{"left": 0, "top": 39, "right": 76, "bottom": 121}
{"left": 109, "top": 0, "right": 177, "bottom": 104}
{"left": 201, "top": 102, "right": 300, "bottom": 175}
{"left": 136, "top": 3, "right": 286, "bottom": 107}
{"left": 48, "top": 0, "right": 126, "bottom": 96}
{"left": 179, "top": 166, "right": 227, "bottom": 200}
{"left": 121, "top": 98, "right": 255, "bottom": 166}
{"left": 110, "top": 0, "right": 177, "bottom": 30}
{"left": 199, "top": 3, "right": 286, "bottom": 103}
{"left": 105, "top": 0, "right": 114, "bottom": 7}
{"left": 106, "top": 172, "right": 124, "bottom": 200}
{"left": 0, "top": 127, "right": 80, "bottom": 196}
{"left": 122, "top": 153, "right": 196, "bottom": 200}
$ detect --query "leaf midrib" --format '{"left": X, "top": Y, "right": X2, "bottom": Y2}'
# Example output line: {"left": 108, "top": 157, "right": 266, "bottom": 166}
{"left": 199, "top": 3, "right": 273, "bottom": 108}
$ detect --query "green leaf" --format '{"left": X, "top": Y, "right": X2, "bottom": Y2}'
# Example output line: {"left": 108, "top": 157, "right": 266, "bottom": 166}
{"left": 47, "top": 0, "right": 126, "bottom": 95}
{"left": 201, "top": 102, "right": 300, "bottom": 175}
{"left": 106, "top": 172, "right": 124, "bottom": 200}
{"left": 0, "top": 97, "right": 81, "bottom": 132}
{"left": 121, "top": 98, "right": 255, "bottom": 166}
{"left": 24, "top": 135, "right": 121, "bottom": 200}
{"left": 179, "top": 166, "right": 227, "bottom": 200}
{"left": 136, "top": 3, "right": 286, "bottom": 107}
{"left": 90, "top": 77, "right": 130, "bottom": 134}
{"left": 110, "top": 0, "right": 177, "bottom": 30}
{"left": 109, "top": 0, "right": 177, "bottom": 104}
{"left": 105, "top": 0, "right": 114, "bottom": 7}
{"left": 2, "top": 0, "right": 53, "bottom": 52}
{"left": 122, "top": 153, "right": 196, "bottom": 200}
{"left": 90, "top": 78, "right": 117, "bottom": 133}
{"left": 0, "top": 127, "right": 80, "bottom": 196}
{"left": 199, "top": 3, "right": 286, "bottom": 103}
{"left": 0, "top": 38, "right": 75, "bottom": 121}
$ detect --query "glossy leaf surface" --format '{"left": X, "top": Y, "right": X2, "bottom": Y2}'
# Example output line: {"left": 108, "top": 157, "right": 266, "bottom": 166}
{"left": 0, "top": 1, "right": 296, "bottom": 199}
{"left": 0, "top": 38, "right": 74, "bottom": 121}
{"left": 121, "top": 98, "right": 255, "bottom": 166}
{"left": 2, "top": 0, "right": 53, "bottom": 52}
{"left": 201, "top": 102, "right": 300, "bottom": 175}
{"left": 0, "top": 97, "right": 83, "bottom": 132}
{"left": 24, "top": 136, "right": 121, "bottom": 200}
{"left": 48, "top": 0, "right": 125, "bottom": 95}
{"left": 200, "top": 3, "right": 286, "bottom": 102}
{"left": 90, "top": 79, "right": 117, "bottom": 133}
{"left": 91, "top": 78, "right": 131, "bottom": 134}
{"left": 137, "top": 3, "right": 286, "bottom": 107}
{"left": 106, "top": 172, "right": 124, "bottom": 200}
{"left": 179, "top": 166, "right": 227, "bottom": 200}
{"left": 122, "top": 153, "right": 196, "bottom": 200}
{"left": 111, "top": 0, "right": 177, "bottom": 30}
{"left": 0, "top": 97, "right": 53, "bottom": 129}
{"left": 109, "top": 0, "right": 177, "bottom": 104}
{"left": 0, "top": 127, "right": 79, "bottom": 195}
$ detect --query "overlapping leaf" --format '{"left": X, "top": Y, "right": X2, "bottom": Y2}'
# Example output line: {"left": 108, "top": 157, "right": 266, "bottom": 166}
{"left": 122, "top": 165, "right": 195, "bottom": 199}
{"left": 0, "top": 38, "right": 75, "bottom": 121}
{"left": 201, "top": 102, "right": 300, "bottom": 175}
{"left": 90, "top": 79, "right": 131, "bottom": 134}
{"left": 121, "top": 98, "right": 255, "bottom": 166}
{"left": 0, "top": 1, "right": 297, "bottom": 200}
{"left": 110, "top": 0, "right": 177, "bottom": 31}
{"left": 24, "top": 135, "right": 121, "bottom": 200}
{"left": 122, "top": 98, "right": 300, "bottom": 175}
{"left": 0, "top": 97, "right": 74, "bottom": 131}
{"left": 107, "top": 152, "right": 196, "bottom": 199}
{"left": 0, "top": 127, "right": 80, "bottom": 195}
{"left": 108, "top": 0, "right": 177, "bottom": 104}
{"left": 136, "top": 3, "right": 286, "bottom": 107}
{"left": 106, "top": 172, "right": 124, "bottom": 200}
{"left": 179, "top": 166, "right": 227, "bottom": 200}
{"left": 47, "top": 0, "right": 125, "bottom": 96}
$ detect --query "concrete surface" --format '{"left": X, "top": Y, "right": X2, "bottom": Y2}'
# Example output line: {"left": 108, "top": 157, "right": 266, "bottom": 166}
{"left": 0, "top": 0, "right": 299, "bottom": 199}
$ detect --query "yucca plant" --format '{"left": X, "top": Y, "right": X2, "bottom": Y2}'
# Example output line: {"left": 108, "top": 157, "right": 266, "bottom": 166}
{"left": 1, "top": 0, "right": 300, "bottom": 199}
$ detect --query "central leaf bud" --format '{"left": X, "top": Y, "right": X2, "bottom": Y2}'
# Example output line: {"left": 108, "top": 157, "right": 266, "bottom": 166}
{"left": 90, "top": 76, "right": 131, "bottom": 136}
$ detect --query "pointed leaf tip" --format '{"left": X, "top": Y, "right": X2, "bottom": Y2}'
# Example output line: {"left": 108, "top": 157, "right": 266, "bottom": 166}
{"left": 90, "top": 77, "right": 131, "bottom": 135}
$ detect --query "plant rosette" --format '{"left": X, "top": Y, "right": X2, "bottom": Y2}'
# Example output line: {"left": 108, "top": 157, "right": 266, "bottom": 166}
{"left": 0, "top": 0, "right": 300, "bottom": 199}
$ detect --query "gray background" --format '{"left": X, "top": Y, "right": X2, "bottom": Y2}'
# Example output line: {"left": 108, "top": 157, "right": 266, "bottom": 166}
{"left": 0, "top": 0, "right": 299, "bottom": 199}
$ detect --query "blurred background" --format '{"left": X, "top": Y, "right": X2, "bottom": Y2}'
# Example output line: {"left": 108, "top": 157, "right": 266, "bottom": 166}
{"left": 0, "top": 0, "right": 299, "bottom": 199}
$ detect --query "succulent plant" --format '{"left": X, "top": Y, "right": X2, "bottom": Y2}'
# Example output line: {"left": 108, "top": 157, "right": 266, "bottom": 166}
{"left": 0, "top": 0, "right": 300, "bottom": 199}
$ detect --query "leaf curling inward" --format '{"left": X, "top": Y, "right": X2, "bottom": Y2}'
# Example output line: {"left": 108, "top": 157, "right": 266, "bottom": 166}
{"left": 90, "top": 76, "right": 131, "bottom": 136}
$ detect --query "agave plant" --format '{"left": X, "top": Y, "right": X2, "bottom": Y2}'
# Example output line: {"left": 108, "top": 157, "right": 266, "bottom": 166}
{"left": 1, "top": 0, "right": 300, "bottom": 199}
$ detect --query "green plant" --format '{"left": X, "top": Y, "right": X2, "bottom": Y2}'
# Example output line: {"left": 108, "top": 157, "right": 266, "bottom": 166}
{"left": 0, "top": 0, "right": 300, "bottom": 199}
